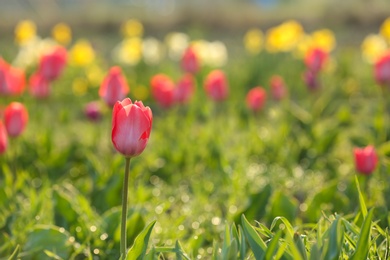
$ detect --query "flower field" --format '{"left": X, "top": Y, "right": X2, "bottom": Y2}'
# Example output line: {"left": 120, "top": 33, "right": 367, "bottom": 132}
{"left": 2, "top": 15, "right": 390, "bottom": 259}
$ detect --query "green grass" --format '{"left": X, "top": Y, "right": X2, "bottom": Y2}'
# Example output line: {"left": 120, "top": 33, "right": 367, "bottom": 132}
{"left": 1, "top": 29, "right": 390, "bottom": 259}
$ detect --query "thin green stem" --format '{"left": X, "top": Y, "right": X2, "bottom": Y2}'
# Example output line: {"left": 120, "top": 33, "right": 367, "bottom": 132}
{"left": 121, "top": 157, "right": 131, "bottom": 259}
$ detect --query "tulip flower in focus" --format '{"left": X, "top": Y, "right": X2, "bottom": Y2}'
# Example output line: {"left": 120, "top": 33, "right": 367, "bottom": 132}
{"left": 0, "top": 122, "right": 7, "bottom": 154}
{"left": 175, "top": 74, "right": 195, "bottom": 104}
{"left": 52, "top": 23, "right": 72, "bottom": 46}
{"left": 84, "top": 101, "right": 102, "bottom": 122}
{"left": 354, "top": 145, "right": 378, "bottom": 175}
{"left": 99, "top": 66, "right": 130, "bottom": 107}
{"left": 181, "top": 46, "right": 200, "bottom": 74}
{"left": 374, "top": 52, "right": 390, "bottom": 87}
{"left": 29, "top": 73, "right": 50, "bottom": 98}
{"left": 246, "top": 87, "right": 267, "bottom": 112}
{"left": 4, "top": 102, "right": 28, "bottom": 138}
{"left": 270, "top": 75, "right": 287, "bottom": 100}
{"left": 0, "top": 59, "right": 25, "bottom": 96}
{"left": 204, "top": 70, "right": 229, "bottom": 101}
{"left": 305, "top": 47, "right": 328, "bottom": 73}
{"left": 39, "top": 46, "right": 67, "bottom": 81}
{"left": 150, "top": 74, "right": 176, "bottom": 108}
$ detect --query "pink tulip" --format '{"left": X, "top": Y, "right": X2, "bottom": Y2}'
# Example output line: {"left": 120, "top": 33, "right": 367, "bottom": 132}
{"left": 99, "top": 66, "right": 130, "bottom": 107}
{"left": 111, "top": 98, "right": 152, "bottom": 158}
{"left": 150, "top": 74, "right": 176, "bottom": 108}
{"left": 181, "top": 46, "right": 200, "bottom": 74}
{"left": 246, "top": 87, "right": 267, "bottom": 112}
{"left": 4, "top": 102, "right": 28, "bottom": 138}
{"left": 0, "top": 58, "right": 25, "bottom": 96}
{"left": 374, "top": 52, "right": 390, "bottom": 87}
{"left": 29, "top": 72, "right": 50, "bottom": 98}
{"left": 204, "top": 70, "right": 229, "bottom": 101}
{"left": 304, "top": 47, "right": 328, "bottom": 73}
{"left": 270, "top": 75, "right": 286, "bottom": 101}
{"left": 84, "top": 101, "right": 102, "bottom": 122}
{"left": 39, "top": 46, "right": 67, "bottom": 81}
{"left": 303, "top": 70, "right": 319, "bottom": 90}
{"left": 354, "top": 145, "right": 378, "bottom": 175}
{"left": 0, "top": 121, "right": 7, "bottom": 154}
{"left": 175, "top": 73, "right": 195, "bottom": 104}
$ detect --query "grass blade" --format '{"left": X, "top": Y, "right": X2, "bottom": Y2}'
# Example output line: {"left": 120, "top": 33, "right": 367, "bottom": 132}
{"left": 350, "top": 208, "right": 374, "bottom": 260}
{"left": 126, "top": 220, "right": 156, "bottom": 260}
{"left": 241, "top": 214, "right": 266, "bottom": 259}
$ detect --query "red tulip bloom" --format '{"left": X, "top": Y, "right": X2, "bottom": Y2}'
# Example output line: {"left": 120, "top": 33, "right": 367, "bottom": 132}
{"left": 0, "top": 121, "right": 7, "bottom": 154}
{"left": 246, "top": 87, "right": 267, "bottom": 112}
{"left": 181, "top": 46, "right": 200, "bottom": 74}
{"left": 4, "top": 102, "right": 28, "bottom": 138}
{"left": 304, "top": 47, "right": 328, "bottom": 73}
{"left": 204, "top": 70, "right": 229, "bottom": 101}
{"left": 175, "top": 73, "right": 195, "bottom": 104}
{"left": 29, "top": 72, "right": 50, "bottom": 98}
{"left": 99, "top": 66, "right": 130, "bottom": 107}
{"left": 112, "top": 98, "right": 152, "bottom": 158}
{"left": 270, "top": 75, "right": 286, "bottom": 101}
{"left": 39, "top": 46, "right": 67, "bottom": 81}
{"left": 374, "top": 52, "right": 390, "bottom": 87}
{"left": 303, "top": 70, "right": 319, "bottom": 90}
{"left": 150, "top": 74, "right": 175, "bottom": 108}
{"left": 84, "top": 101, "right": 102, "bottom": 122}
{"left": 0, "top": 58, "right": 25, "bottom": 96}
{"left": 354, "top": 145, "right": 378, "bottom": 175}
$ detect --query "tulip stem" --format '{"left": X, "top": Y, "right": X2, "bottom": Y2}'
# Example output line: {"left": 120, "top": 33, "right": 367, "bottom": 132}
{"left": 121, "top": 157, "right": 131, "bottom": 259}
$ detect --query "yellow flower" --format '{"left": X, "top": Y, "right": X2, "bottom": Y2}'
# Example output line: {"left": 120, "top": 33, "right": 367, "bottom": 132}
{"left": 165, "top": 32, "right": 189, "bottom": 60}
{"left": 361, "top": 34, "right": 388, "bottom": 63}
{"left": 52, "top": 23, "right": 72, "bottom": 45}
{"left": 266, "top": 20, "right": 304, "bottom": 52}
{"left": 15, "top": 20, "right": 37, "bottom": 45}
{"left": 244, "top": 28, "right": 263, "bottom": 55}
{"left": 380, "top": 17, "right": 390, "bottom": 42}
{"left": 112, "top": 37, "right": 142, "bottom": 65}
{"left": 72, "top": 77, "right": 88, "bottom": 96}
{"left": 311, "top": 29, "right": 336, "bottom": 53}
{"left": 70, "top": 39, "right": 95, "bottom": 66}
{"left": 121, "top": 19, "right": 143, "bottom": 38}
{"left": 294, "top": 34, "right": 314, "bottom": 58}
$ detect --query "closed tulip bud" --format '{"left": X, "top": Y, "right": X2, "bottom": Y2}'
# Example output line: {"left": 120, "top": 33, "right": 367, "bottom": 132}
{"left": 270, "top": 75, "right": 287, "bottom": 100}
{"left": 175, "top": 73, "right": 195, "bottom": 104}
{"left": 99, "top": 66, "right": 130, "bottom": 107}
{"left": 181, "top": 46, "right": 200, "bottom": 74}
{"left": 246, "top": 87, "right": 267, "bottom": 112}
{"left": 29, "top": 72, "right": 50, "bottom": 98}
{"left": 374, "top": 52, "right": 390, "bottom": 87}
{"left": 39, "top": 46, "right": 67, "bottom": 81}
{"left": 84, "top": 101, "right": 102, "bottom": 122}
{"left": 354, "top": 145, "right": 378, "bottom": 175}
{"left": 303, "top": 70, "right": 319, "bottom": 90}
{"left": 4, "top": 102, "right": 28, "bottom": 137}
{"left": 0, "top": 121, "right": 7, "bottom": 154}
{"left": 304, "top": 47, "right": 328, "bottom": 73}
{"left": 204, "top": 70, "right": 229, "bottom": 101}
{"left": 112, "top": 98, "right": 152, "bottom": 158}
{"left": 150, "top": 74, "right": 176, "bottom": 108}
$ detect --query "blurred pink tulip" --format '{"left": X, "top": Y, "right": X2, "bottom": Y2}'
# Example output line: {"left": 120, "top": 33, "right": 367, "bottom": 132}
{"left": 204, "top": 70, "right": 229, "bottom": 102}
{"left": 0, "top": 121, "right": 7, "bottom": 154}
{"left": 99, "top": 66, "right": 130, "bottom": 107}
{"left": 29, "top": 72, "right": 50, "bottom": 98}
{"left": 246, "top": 87, "right": 267, "bottom": 112}
{"left": 303, "top": 70, "right": 319, "bottom": 90}
{"left": 270, "top": 75, "right": 287, "bottom": 101}
{"left": 39, "top": 46, "right": 67, "bottom": 81}
{"left": 374, "top": 52, "right": 390, "bottom": 87}
{"left": 181, "top": 46, "right": 200, "bottom": 74}
{"left": 84, "top": 101, "right": 102, "bottom": 122}
{"left": 4, "top": 102, "right": 28, "bottom": 138}
{"left": 150, "top": 74, "right": 176, "bottom": 108}
{"left": 0, "top": 58, "right": 25, "bottom": 96}
{"left": 175, "top": 73, "right": 195, "bottom": 104}
{"left": 354, "top": 145, "right": 378, "bottom": 175}
{"left": 111, "top": 98, "right": 152, "bottom": 158}
{"left": 304, "top": 47, "right": 328, "bottom": 73}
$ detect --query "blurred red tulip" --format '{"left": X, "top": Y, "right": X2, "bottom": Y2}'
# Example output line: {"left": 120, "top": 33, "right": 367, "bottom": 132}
{"left": 150, "top": 74, "right": 175, "bottom": 108}
{"left": 39, "top": 46, "right": 67, "bottom": 81}
{"left": 246, "top": 87, "right": 267, "bottom": 112}
{"left": 0, "top": 121, "right": 7, "bottom": 154}
{"left": 29, "top": 72, "right": 50, "bottom": 98}
{"left": 175, "top": 73, "right": 195, "bottom": 104}
{"left": 270, "top": 75, "right": 286, "bottom": 100}
{"left": 4, "top": 102, "right": 28, "bottom": 138}
{"left": 0, "top": 58, "right": 25, "bottom": 96}
{"left": 354, "top": 145, "right": 378, "bottom": 175}
{"left": 304, "top": 47, "right": 328, "bottom": 73}
{"left": 99, "top": 66, "right": 130, "bottom": 107}
{"left": 204, "top": 70, "right": 229, "bottom": 101}
{"left": 374, "top": 52, "right": 390, "bottom": 87}
{"left": 181, "top": 46, "right": 200, "bottom": 74}
{"left": 303, "top": 70, "right": 319, "bottom": 90}
{"left": 112, "top": 98, "right": 152, "bottom": 158}
{"left": 84, "top": 101, "right": 102, "bottom": 122}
